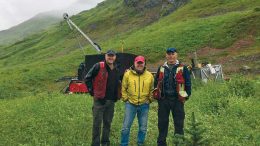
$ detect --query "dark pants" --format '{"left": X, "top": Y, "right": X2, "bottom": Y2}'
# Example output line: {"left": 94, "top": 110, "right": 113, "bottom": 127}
{"left": 157, "top": 98, "right": 185, "bottom": 146}
{"left": 92, "top": 100, "right": 115, "bottom": 146}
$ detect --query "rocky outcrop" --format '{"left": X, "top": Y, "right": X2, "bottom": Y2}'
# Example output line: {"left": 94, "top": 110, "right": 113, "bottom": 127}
{"left": 161, "top": 0, "right": 191, "bottom": 16}
{"left": 124, "top": 0, "right": 190, "bottom": 16}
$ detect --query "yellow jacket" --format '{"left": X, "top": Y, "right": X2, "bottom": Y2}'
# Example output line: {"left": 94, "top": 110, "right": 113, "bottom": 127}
{"left": 122, "top": 67, "right": 154, "bottom": 105}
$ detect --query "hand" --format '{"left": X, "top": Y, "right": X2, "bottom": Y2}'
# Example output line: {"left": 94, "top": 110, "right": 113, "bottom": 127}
{"left": 178, "top": 96, "right": 186, "bottom": 103}
{"left": 152, "top": 88, "right": 160, "bottom": 100}
{"left": 89, "top": 90, "right": 94, "bottom": 96}
{"left": 122, "top": 98, "right": 128, "bottom": 102}
{"left": 146, "top": 100, "right": 152, "bottom": 104}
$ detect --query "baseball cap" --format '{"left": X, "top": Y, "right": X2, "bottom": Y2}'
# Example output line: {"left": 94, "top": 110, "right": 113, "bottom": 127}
{"left": 106, "top": 50, "right": 116, "bottom": 55}
{"left": 134, "top": 56, "right": 145, "bottom": 63}
{"left": 166, "top": 48, "right": 177, "bottom": 53}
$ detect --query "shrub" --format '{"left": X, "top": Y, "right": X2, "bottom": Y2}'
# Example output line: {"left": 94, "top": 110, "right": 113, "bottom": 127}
{"left": 185, "top": 112, "right": 209, "bottom": 146}
{"left": 254, "top": 7, "right": 260, "bottom": 11}
{"left": 199, "top": 82, "right": 230, "bottom": 115}
{"left": 227, "top": 75, "right": 255, "bottom": 98}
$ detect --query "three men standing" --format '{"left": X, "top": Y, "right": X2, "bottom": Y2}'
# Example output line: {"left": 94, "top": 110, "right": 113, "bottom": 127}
{"left": 85, "top": 48, "right": 191, "bottom": 146}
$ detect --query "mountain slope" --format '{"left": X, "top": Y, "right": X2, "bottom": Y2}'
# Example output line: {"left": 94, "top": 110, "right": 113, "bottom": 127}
{"left": 0, "top": 0, "right": 259, "bottom": 97}
{"left": 0, "top": 0, "right": 259, "bottom": 145}
{"left": 0, "top": 0, "right": 104, "bottom": 45}
{"left": 0, "top": 13, "right": 61, "bottom": 45}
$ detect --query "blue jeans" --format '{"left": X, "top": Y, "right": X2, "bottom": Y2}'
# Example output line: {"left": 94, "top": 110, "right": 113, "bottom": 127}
{"left": 121, "top": 102, "right": 150, "bottom": 146}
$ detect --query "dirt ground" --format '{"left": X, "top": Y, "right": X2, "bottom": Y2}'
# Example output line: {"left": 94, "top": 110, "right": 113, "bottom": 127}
{"left": 148, "top": 36, "right": 260, "bottom": 75}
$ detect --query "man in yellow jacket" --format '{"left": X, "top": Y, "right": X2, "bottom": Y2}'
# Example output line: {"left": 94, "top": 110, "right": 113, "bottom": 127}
{"left": 120, "top": 56, "right": 154, "bottom": 146}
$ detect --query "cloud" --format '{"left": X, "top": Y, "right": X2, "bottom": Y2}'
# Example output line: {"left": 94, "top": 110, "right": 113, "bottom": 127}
{"left": 63, "top": 0, "right": 104, "bottom": 16}
{"left": 0, "top": 0, "right": 104, "bottom": 30}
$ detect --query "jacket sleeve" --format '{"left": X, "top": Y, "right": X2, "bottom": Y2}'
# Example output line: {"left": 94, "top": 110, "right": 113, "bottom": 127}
{"left": 121, "top": 71, "right": 129, "bottom": 102}
{"left": 154, "top": 66, "right": 161, "bottom": 88}
{"left": 183, "top": 66, "right": 191, "bottom": 97}
{"left": 85, "top": 63, "right": 100, "bottom": 94}
{"left": 149, "top": 74, "right": 155, "bottom": 102}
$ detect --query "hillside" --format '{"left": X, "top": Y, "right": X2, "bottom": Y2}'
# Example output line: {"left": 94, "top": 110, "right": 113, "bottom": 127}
{"left": 0, "top": 13, "right": 61, "bottom": 45}
{"left": 0, "top": 0, "right": 103, "bottom": 46}
{"left": 0, "top": 0, "right": 259, "bottom": 98}
{"left": 0, "top": 0, "right": 259, "bottom": 145}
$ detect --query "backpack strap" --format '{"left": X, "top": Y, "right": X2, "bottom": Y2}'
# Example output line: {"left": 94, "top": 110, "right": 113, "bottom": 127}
{"left": 176, "top": 63, "right": 185, "bottom": 84}
{"left": 153, "top": 66, "right": 165, "bottom": 100}
{"left": 99, "top": 61, "right": 105, "bottom": 69}
{"left": 175, "top": 63, "right": 188, "bottom": 102}
{"left": 158, "top": 66, "right": 165, "bottom": 81}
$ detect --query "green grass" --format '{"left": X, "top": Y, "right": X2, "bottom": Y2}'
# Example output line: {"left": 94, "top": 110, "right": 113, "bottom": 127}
{"left": 0, "top": 0, "right": 260, "bottom": 145}
{"left": 0, "top": 78, "right": 259, "bottom": 145}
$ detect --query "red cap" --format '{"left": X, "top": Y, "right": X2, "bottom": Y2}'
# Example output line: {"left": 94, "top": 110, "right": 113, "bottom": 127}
{"left": 134, "top": 56, "right": 145, "bottom": 63}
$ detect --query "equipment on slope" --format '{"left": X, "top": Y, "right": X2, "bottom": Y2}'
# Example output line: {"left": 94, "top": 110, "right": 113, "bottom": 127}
{"left": 63, "top": 13, "right": 101, "bottom": 53}
{"left": 60, "top": 13, "right": 136, "bottom": 94}
{"left": 190, "top": 52, "right": 224, "bottom": 82}
{"left": 192, "top": 64, "right": 224, "bottom": 82}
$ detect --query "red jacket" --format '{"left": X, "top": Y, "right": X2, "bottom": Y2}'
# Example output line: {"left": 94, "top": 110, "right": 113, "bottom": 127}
{"left": 85, "top": 61, "right": 121, "bottom": 100}
{"left": 92, "top": 62, "right": 108, "bottom": 99}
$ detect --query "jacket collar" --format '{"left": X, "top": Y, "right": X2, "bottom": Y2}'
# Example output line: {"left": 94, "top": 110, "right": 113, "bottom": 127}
{"left": 130, "top": 66, "right": 146, "bottom": 75}
{"left": 162, "top": 60, "right": 179, "bottom": 68}
{"left": 104, "top": 60, "right": 118, "bottom": 71}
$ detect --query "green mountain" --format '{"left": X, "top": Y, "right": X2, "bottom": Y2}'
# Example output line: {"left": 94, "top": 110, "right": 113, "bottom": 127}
{"left": 0, "top": 13, "right": 62, "bottom": 45}
{"left": 0, "top": 0, "right": 259, "bottom": 97}
{"left": 0, "top": 0, "right": 259, "bottom": 145}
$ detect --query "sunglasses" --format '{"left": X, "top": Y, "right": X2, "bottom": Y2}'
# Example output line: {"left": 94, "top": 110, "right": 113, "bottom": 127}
{"left": 166, "top": 52, "right": 176, "bottom": 55}
{"left": 137, "top": 61, "right": 145, "bottom": 64}
{"left": 107, "top": 54, "right": 115, "bottom": 57}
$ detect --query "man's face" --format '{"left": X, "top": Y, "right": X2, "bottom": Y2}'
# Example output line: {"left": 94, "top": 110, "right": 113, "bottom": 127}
{"left": 166, "top": 52, "right": 178, "bottom": 63}
{"left": 105, "top": 54, "right": 116, "bottom": 64}
{"left": 134, "top": 61, "right": 145, "bottom": 71}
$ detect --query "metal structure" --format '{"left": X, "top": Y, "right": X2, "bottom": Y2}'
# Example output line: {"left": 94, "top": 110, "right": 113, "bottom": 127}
{"left": 63, "top": 13, "right": 101, "bottom": 53}
{"left": 192, "top": 64, "right": 224, "bottom": 82}
{"left": 60, "top": 13, "right": 137, "bottom": 93}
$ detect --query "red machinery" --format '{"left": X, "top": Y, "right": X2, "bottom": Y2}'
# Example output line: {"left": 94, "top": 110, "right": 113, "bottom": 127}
{"left": 59, "top": 13, "right": 136, "bottom": 94}
{"left": 68, "top": 79, "right": 88, "bottom": 93}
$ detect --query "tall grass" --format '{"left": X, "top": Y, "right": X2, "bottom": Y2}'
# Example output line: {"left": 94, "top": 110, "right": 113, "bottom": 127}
{"left": 0, "top": 78, "right": 259, "bottom": 145}
{"left": 0, "top": 0, "right": 259, "bottom": 145}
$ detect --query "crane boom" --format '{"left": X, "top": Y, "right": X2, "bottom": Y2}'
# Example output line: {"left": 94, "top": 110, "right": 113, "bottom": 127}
{"left": 63, "top": 13, "right": 101, "bottom": 53}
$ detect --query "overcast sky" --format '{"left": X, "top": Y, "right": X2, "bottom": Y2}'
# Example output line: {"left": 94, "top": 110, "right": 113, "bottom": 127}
{"left": 0, "top": 0, "right": 104, "bottom": 31}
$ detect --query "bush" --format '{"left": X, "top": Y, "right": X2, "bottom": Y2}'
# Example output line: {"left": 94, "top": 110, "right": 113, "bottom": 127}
{"left": 207, "top": 96, "right": 229, "bottom": 115}
{"left": 227, "top": 75, "right": 255, "bottom": 98}
{"left": 197, "top": 82, "right": 230, "bottom": 115}
{"left": 254, "top": 7, "right": 260, "bottom": 11}
{"left": 185, "top": 112, "right": 209, "bottom": 146}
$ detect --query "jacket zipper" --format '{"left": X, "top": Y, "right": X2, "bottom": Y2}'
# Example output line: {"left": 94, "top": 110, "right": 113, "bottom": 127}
{"left": 142, "top": 80, "right": 144, "bottom": 92}
{"left": 138, "top": 75, "right": 140, "bottom": 105}
{"left": 134, "top": 80, "right": 136, "bottom": 92}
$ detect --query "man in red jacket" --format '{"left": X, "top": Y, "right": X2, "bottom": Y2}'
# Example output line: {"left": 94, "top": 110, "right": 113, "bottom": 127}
{"left": 85, "top": 50, "right": 121, "bottom": 146}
